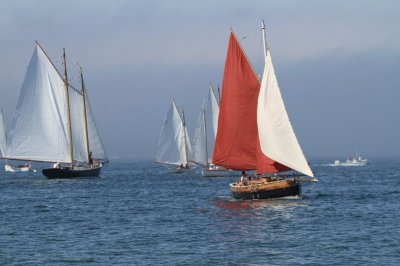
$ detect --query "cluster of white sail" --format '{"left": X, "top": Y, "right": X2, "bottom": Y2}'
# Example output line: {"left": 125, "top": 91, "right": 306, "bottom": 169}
{"left": 0, "top": 44, "right": 107, "bottom": 165}
{"left": 156, "top": 85, "right": 220, "bottom": 172}
{"left": 157, "top": 21, "right": 313, "bottom": 179}
{"left": 191, "top": 85, "right": 220, "bottom": 168}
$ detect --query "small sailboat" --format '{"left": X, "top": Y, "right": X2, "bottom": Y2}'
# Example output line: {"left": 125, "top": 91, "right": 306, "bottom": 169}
{"left": 2, "top": 42, "right": 108, "bottom": 178}
{"left": 191, "top": 84, "right": 232, "bottom": 177}
{"left": 156, "top": 101, "right": 192, "bottom": 173}
{"left": 0, "top": 110, "right": 34, "bottom": 172}
{"left": 213, "top": 21, "right": 315, "bottom": 200}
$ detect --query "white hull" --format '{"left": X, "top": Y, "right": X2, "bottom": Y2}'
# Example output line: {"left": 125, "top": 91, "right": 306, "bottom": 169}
{"left": 5, "top": 164, "right": 32, "bottom": 172}
{"left": 202, "top": 169, "right": 237, "bottom": 177}
{"left": 174, "top": 167, "right": 191, "bottom": 173}
{"left": 334, "top": 158, "right": 368, "bottom": 167}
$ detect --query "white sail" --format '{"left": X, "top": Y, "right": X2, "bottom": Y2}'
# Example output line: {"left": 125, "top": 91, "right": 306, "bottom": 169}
{"left": 208, "top": 85, "right": 219, "bottom": 139}
{"left": 85, "top": 95, "right": 108, "bottom": 161}
{"left": 192, "top": 85, "right": 220, "bottom": 166}
{"left": 0, "top": 110, "right": 7, "bottom": 157}
{"left": 6, "top": 45, "right": 71, "bottom": 163}
{"left": 183, "top": 117, "right": 191, "bottom": 164}
{"left": 69, "top": 88, "right": 87, "bottom": 162}
{"left": 257, "top": 48, "right": 314, "bottom": 177}
{"left": 156, "top": 101, "right": 190, "bottom": 166}
{"left": 192, "top": 109, "right": 207, "bottom": 166}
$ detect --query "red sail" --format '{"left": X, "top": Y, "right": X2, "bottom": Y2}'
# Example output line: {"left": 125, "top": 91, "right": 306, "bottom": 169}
{"left": 212, "top": 32, "right": 289, "bottom": 174}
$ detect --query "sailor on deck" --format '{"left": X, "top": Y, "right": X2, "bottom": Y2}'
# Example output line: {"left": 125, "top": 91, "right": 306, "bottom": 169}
{"left": 240, "top": 171, "right": 249, "bottom": 186}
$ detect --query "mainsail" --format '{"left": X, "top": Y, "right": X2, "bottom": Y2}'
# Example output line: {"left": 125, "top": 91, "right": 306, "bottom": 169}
{"left": 69, "top": 87, "right": 87, "bottom": 162}
{"left": 212, "top": 32, "right": 288, "bottom": 174}
{"left": 156, "top": 101, "right": 191, "bottom": 166}
{"left": 4, "top": 43, "right": 107, "bottom": 164}
{"left": 192, "top": 85, "right": 219, "bottom": 167}
{"left": 6, "top": 45, "right": 71, "bottom": 163}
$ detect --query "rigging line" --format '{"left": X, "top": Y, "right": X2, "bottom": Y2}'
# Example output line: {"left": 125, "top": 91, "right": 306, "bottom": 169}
{"left": 256, "top": 35, "right": 264, "bottom": 78}
{"left": 68, "top": 84, "right": 84, "bottom": 95}
{"left": 240, "top": 29, "right": 262, "bottom": 41}
{"left": 60, "top": 54, "right": 80, "bottom": 88}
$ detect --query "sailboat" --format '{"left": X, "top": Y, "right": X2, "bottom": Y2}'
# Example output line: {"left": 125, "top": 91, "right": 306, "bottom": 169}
{"left": 213, "top": 21, "right": 315, "bottom": 200}
{"left": 156, "top": 101, "right": 191, "bottom": 173}
{"left": 191, "top": 84, "right": 231, "bottom": 177}
{"left": 0, "top": 110, "right": 33, "bottom": 172}
{"left": 2, "top": 42, "right": 108, "bottom": 178}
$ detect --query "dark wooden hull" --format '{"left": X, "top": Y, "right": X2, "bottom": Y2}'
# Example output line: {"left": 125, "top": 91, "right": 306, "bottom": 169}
{"left": 230, "top": 179, "right": 300, "bottom": 200}
{"left": 42, "top": 165, "right": 102, "bottom": 179}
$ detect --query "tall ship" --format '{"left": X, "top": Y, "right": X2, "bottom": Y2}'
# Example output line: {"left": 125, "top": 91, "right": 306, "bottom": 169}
{"left": 2, "top": 42, "right": 108, "bottom": 178}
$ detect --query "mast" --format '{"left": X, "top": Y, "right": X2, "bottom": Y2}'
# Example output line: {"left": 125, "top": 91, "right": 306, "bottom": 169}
{"left": 80, "top": 66, "right": 90, "bottom": 164}
{"left": 203, "top": 108, "right": 209, "bottom": 166}
{"left": 63, "top": 48, "right": 74, "bottom": 164}
{"left": 217, "top": 85, "right": 221, "bottom": 104}
{"left": 261, "top": 20, "right": 268, "bottom": 58}
{"left": 181, "top": 108, "right": 189, "bottom": 166}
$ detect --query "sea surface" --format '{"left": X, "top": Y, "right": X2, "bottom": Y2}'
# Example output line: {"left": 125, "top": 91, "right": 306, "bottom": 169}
{"left": 1, "top": 158, "right": 399, "bottom": 265}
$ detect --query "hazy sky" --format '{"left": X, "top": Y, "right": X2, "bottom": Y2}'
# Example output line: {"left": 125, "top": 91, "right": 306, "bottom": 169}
{"left": 0, "top": 0, "right": 399, "bottom": 160}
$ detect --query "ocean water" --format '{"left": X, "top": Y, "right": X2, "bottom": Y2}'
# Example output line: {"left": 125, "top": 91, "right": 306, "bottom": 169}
{"left": 1, "top": 158, "right": 399, "bottom": 265}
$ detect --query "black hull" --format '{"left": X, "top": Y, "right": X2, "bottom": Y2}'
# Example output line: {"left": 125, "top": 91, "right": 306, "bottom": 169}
{"left": 231, "top": 183, "right": 301, "bottom": 200}
{"left": 42, "top": 166, "right": 102, "bottom": 179}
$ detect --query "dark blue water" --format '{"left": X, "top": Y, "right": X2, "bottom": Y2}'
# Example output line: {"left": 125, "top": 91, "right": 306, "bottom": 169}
{"left": 1, "top": 158, "right": 400, "bottom": 265}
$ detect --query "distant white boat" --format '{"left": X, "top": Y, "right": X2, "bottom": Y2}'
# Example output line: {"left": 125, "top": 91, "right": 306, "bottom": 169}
{"left": 200, "top": 164, "right": 237, "bottom": 177}
{"left": 334, "top": 156, "right": 369, "bottom": 166}
{"left": 5, "top": 163, "right": 36, "bottom": 172}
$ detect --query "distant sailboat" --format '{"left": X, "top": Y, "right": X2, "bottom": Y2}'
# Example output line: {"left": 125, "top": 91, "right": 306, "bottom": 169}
{"left": 191, "top": 84, "right": 231, "bottom": 177}
{"left": 0, "top": 110, "right": 34, "bottom": 172}
{"left": 2, "top": 42, "right": 108, "bottom": 178}
{"left": 156, "top": 101, "right": 191, "bottom": 173}
{"left": 213, "top": 21, "right": 315, "bottom": 200}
